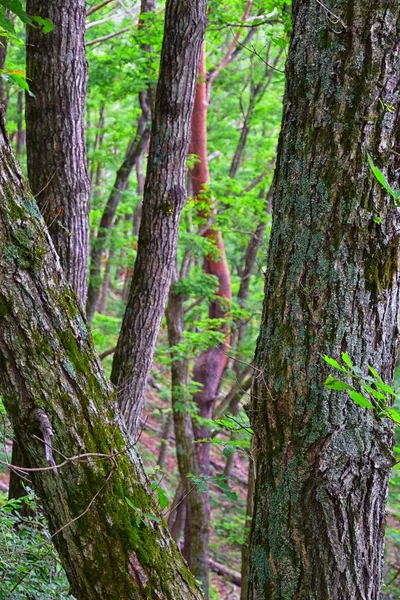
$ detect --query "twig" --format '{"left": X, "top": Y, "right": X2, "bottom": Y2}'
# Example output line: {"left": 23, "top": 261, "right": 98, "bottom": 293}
{"left": 86, "top": 0, "right": 115, "bottom": 17}
{"left": 207, "top": 0, "right": 254, "bottom": 92}
{"left": 86, "top": 25, "right": 131, "bottom": 46}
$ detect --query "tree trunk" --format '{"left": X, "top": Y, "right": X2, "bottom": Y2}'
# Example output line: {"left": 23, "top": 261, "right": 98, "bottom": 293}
{"left": 25, "top": 0, "right": 90, "bottom": 304}
{"left": 240, "top": 453, "right": 254, "bottom": 600}
{"left": 190, "top": 42, "right": 232, "bottom": 476}
{"left": 166, "top": 268, "right": 210, "bottom": 599}
{"left": 86, "top": 0, "right": 155, "bottom": 322}
{"left": 249, "top": 2, "right": 400, "bottom": 599}
{"left": 0, "top": 131, "right": 202, "bottom": 600}
{"left": 86, "top": 111, "right": 150, "bottom": 322}
{"left": 16, "top": 90, "right": 24, "bottom": 157}
{"left": 111, "top": 0, "right": 207, "bottom": 435}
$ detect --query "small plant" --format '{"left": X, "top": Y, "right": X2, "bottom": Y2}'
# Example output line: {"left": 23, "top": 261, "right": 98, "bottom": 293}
{"left": 323, "top": 352, "right": 400, "bottom": 425}
{"left": 0, "top": 494, "right": 75, "bottom": 599}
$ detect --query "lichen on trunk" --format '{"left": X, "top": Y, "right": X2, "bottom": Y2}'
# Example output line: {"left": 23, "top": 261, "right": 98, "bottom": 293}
{"left": 249, "top": 1, "right": 400, "bottom": 599}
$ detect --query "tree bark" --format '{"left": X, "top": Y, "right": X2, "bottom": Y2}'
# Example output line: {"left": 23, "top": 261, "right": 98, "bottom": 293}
{"left": 240, "top": 453, "right": 254, "bottom": 600}
{"left": 0, "top": 130, "right": 202, "bottom": 600}
{"left": 25, "top": 0, "right": 90, "bottom": 304}
{"left": 249, "top": 2, "right": 400, "bottom": 599}
{"left": 111, "top": 0, "right": 207, "bottom": 435}
{"left": 190, "top": 42, "right": 232, "bottom": 480}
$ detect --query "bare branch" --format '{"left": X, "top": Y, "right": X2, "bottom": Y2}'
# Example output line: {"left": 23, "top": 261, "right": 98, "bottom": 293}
{"left": 86, "top": 0, "right": 115, "bottom": 17}
{"left": 86, "top": 25, "right": 131, "bottom": 46}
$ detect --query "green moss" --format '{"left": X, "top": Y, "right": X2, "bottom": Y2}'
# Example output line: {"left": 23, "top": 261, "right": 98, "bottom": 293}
{"left": 364, "top": 238, "right": 399, "bottom": 294}
{"left": 3, "top": 245, "right": 19, "bottom": 262}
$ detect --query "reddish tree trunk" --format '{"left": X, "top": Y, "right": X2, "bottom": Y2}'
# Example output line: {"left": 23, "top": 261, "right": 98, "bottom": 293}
{"left": 190, "top": 44, "right": 232, "bottom": 471}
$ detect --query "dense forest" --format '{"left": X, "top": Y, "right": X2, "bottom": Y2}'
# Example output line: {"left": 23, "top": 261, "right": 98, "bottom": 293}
{"left": 0, "top": 1, "right": 399, "bottom": 599}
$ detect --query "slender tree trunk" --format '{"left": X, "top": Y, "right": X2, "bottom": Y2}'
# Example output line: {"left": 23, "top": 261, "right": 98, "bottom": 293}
{"left": 86, "top": 111, "right": 150, "bottom": 321}
{"left": 16, "top": 90, "right": 24, "bottom": 157}
{"left": 190, "top": 43, "right": 232, "bottom": 475}
{"left": 25, "top": 0, "right": 90, "bottom": 304}
{"left": 86, "top": 0, "right": 155, "bottom": 322}
{"left": 166, "top": 270, "right": 210, "bottom": 599}
{"left": 0, "top": 130, "right": 202, "bottom": 600}
{"left": 89, "top": 101, "right": 106, "bottom": 186}
{"left": 111, "top": 0, "right": 207, "bottom": 435}
{"left": 249, "top": 2, "right": 400, "bottom": 598}
{"left": 240, "top": 453, "right": 254, "bottom": 600}
{"left": 157, "top": 411, "right": 173, "bottom": 469}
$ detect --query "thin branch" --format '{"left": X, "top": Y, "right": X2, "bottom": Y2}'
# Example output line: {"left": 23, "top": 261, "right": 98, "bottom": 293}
{"left": 207, "top": 0, "right": 254, "bottom": 92}
{"left": 86, "top": 25, "right": 131, "bottom": 46}
{"left": 86, "top": 14, "right": 116, "bottom": 29}
{"left": 86, "top": 0, "right": 115, "bottom": 17}
{"left": 100, "top": 346, "right": 117, "bottom": 360}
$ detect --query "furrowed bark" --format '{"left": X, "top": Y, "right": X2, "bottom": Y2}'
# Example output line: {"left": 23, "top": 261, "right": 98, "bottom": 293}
{"left": 0, "top": 133, "right": 202, "bottom": 600}
{"left": 249, "top": 1, "right": 400, "bottom": 598}
{"left": 111, "top": 0, "right": 208, "bottom": 435}
{"left": 25, "top": 0, "right": 90, "bottom": 303}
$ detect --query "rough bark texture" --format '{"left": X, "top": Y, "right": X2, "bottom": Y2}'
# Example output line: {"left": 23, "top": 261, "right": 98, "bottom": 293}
{"left": 111, "top": 0, "right": 208, "bottom": 435}
{"left": 0, "top": 133, "right": 202, "bottom": 600}
{"left": 25, "top": 0, "right": 90, "bottom": 303}
{"left": 249, "top": 2, "right": 400, "bottom": 599}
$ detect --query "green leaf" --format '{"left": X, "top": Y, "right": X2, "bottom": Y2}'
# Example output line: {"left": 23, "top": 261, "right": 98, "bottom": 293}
{"left": 386, "top": 408, "right": 400, "bottom": 425}
{"left": 324, "top": 376, "right": 353, "bottom": 391}
{"left": 0, "top": 9, "right": 14, "bottom": 34}
{"left": 322, "top": 355, "right": 348, "bottom": 372}
{"left": 31, "top": 15, "right": 54, "bottom": 33}
{"left": 348, "top": 390, "right": 374, "bottom": 410}
{"left": 341, "top": 352, "right": 353, "bottom": 368}
{"left": 143, "top": 512, "right": 160, "bottom": 522}
{"left": 7, "top": 72, "right": 34, "bottom": 95}
{"left": 373, "top": 380, "right": 396, "bottom": 397}
{"left": 124, "top": 496, "right": 137, "bottom": 510}
{"left": 368, "top": 364, "right": 383, "bottom": 383}
{"left": 222, "top": 444, "right": 235, "bottom": 458}
{"left": 361, "top": 384, "right": 385, "bottom": 402}
{"left": 0, "top": 0, "right": 32, "bottom": 24}
{"left": 156, "top": 487, "right": 169, "bottom": 510}
{"left": 367, "top": 154, "right": 400, "bottom": 204}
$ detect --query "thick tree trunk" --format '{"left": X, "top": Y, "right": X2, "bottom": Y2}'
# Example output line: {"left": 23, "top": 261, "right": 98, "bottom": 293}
{"left": 0, "top": 132, "right": 202, "bottom": 600}
{"left": 249, "top": 2, "right": 400, "bottom": 599}
{"left": 111, "top": 0, "right": 207, "bottom": 435}
{"left": 25, "top": 0, "right": 90, "bottom": 303}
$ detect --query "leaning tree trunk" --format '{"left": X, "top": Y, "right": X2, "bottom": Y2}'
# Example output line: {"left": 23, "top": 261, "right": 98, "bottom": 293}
{"left": 86, "top": 0, "right": 155, "bottom": 322}
{"left": 10, "top": 0, "right": 91, "bottom": 505}
{"left": 249, "top": 2, "right": 400, "bottom": 599}
{"left": 25, "top": 0, "right": 90, "bottom": 303}
{"left": 0, "top": 133, "right": 203, "bottom": 600}
{"left": 111, "top": 0, "right": 207, "bottom": 435}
